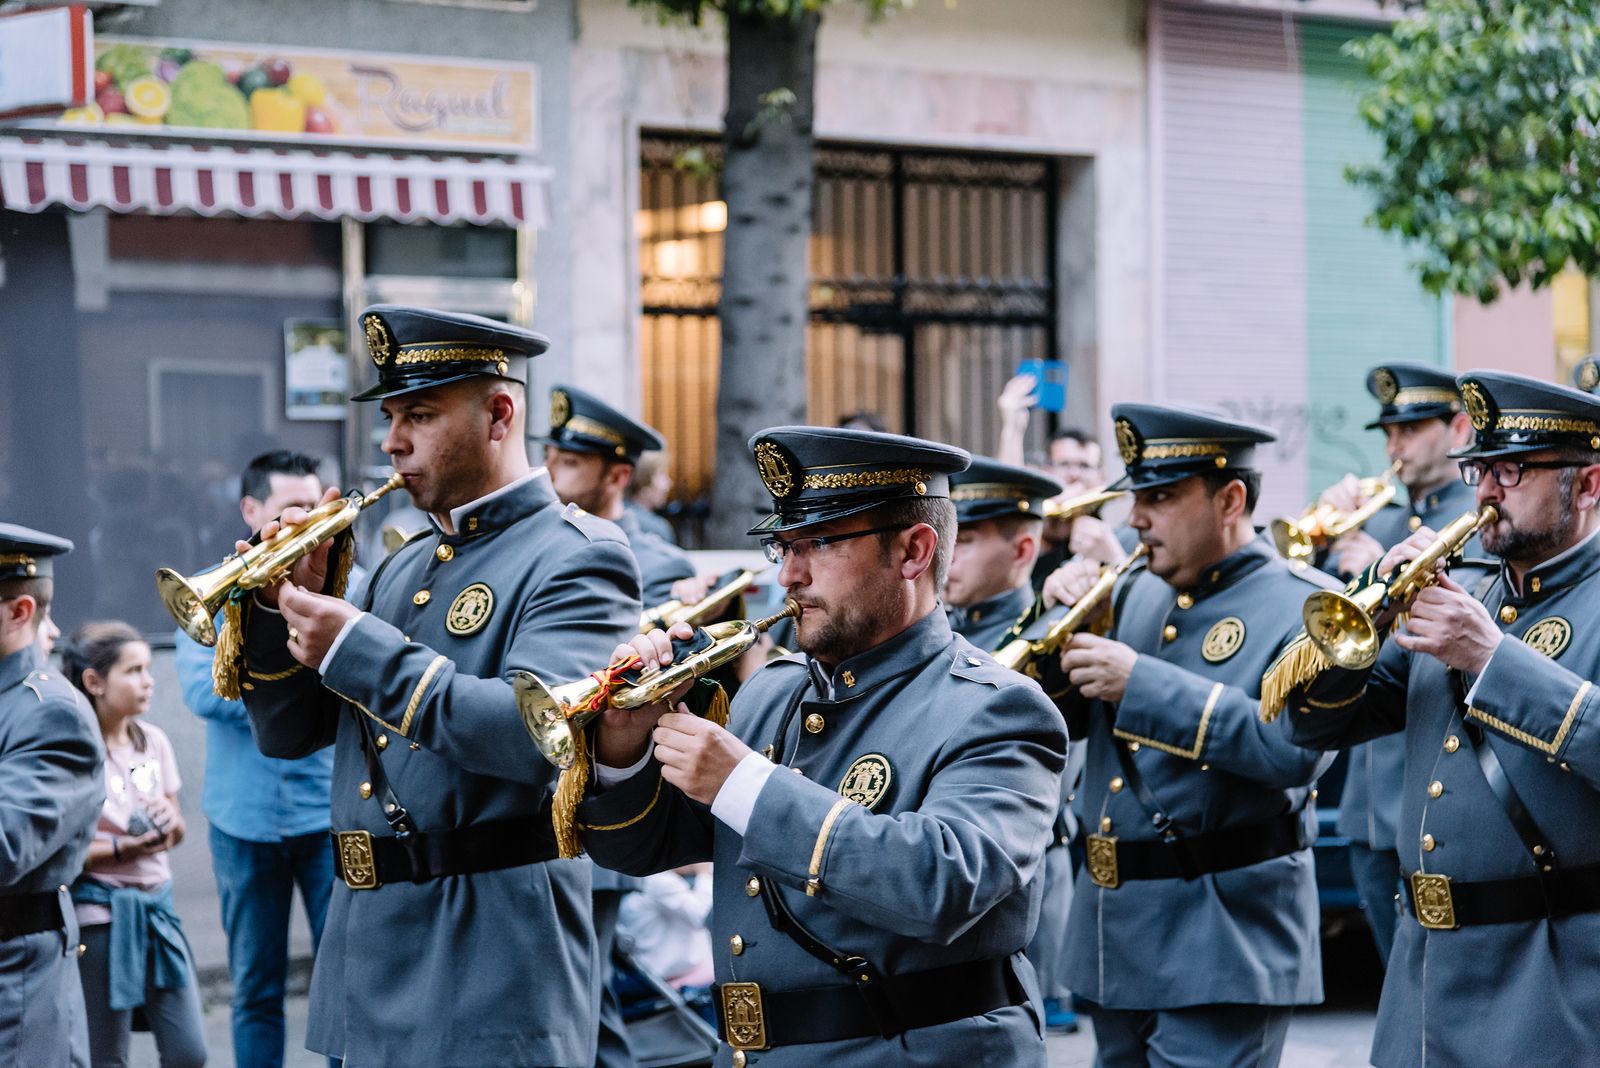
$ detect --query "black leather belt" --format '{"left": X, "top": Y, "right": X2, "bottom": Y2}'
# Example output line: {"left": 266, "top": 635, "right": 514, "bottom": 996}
{"left": 714, "top": 956, "right": 1023, "bottom": 1050}
{"left": 330, "top": 815, "right": 558, "bottom": 890}
{"left": 1085, "top": 810, "right": 1309, "bottom": 888}
{"left": 1405, "top": 863, "right": 1600, "bottom": 930}
{"left": 0, "top": 889, "right": 63, "bottom": 941}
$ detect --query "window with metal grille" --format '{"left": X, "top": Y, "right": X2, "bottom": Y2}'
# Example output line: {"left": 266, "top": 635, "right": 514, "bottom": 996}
{"left": 639, "top": 133, "right": 1059, "bottom": 523}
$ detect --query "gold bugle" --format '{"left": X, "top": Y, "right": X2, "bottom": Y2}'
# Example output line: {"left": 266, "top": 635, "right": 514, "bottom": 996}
{"left": 1271, "top": 461, "right": 1402, "bottom": 562}
{"left": 640, "top": 566, "right": 767, "bottom": 633}
{"left": 156, "top": 472, "right": 406, "bottom": 647}
{"left": 995, "top": 544, "right": 1149, "bottom": 676}
{"left": 1302, "top": 505, "right": 1496, "bottom": 672}
{"left": 517, "top": 599, "right": 801, "bottom": 770}
{"left": 1043, "top": 487, "right": 1128, "bottom": 522}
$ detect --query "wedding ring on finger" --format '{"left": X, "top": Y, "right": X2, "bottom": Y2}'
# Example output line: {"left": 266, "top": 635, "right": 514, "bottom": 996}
{"left": 288, "top": 626, "right": 300, "bottom": 644}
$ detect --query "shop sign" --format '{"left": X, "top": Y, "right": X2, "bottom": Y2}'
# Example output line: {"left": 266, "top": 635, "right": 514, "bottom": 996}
{"left": 285, "top": 320, "right": 350, "bottom": 421}
{"left": 33, "top": 36, "right": 537, "bottom": 151}
{"left": 0, "top": 6, "right": 94, "bottom": 119}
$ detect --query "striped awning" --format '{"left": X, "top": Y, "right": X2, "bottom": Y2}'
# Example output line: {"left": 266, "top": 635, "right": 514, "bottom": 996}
{"left": 0, "top": 134, "right": 550, "bottom": 227}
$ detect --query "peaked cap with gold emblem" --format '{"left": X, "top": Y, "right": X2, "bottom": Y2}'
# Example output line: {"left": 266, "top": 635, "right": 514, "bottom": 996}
{"left": 745, "top": 426, "right": 971, "bottom": 534}
{"left": 949, "top": 456, "right": 1063, "bottom": 525}
{"left": 1450, "top": 370, "right": 1600, "bottom": 459}
{"left": 539, "top": 384, "right": 666, "bottom": 464}
{"left": 1109, "top": 403, "right": 1275, "bottom": 491}
{"left": 1572, "top": 354, "right": 1600, "bottom": 394}
{"left": 351, "top": 304, "right": 549, "bottom": 402}
{"left": 0, "top": 523, "right": 73, "bottom": 580}
{"left": 1364, "top": 361, "right": 1463, "bottom": 429}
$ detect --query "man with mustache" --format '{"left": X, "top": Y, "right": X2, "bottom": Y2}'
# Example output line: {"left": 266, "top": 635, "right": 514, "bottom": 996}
{"left": 577, "top": 426, "right": 1068, "bottom": 1066}
{"left": 1288, "top": 371, "right": 1600, "bottom": 1067}
{"left": 232, "top": 305, "right": 640, "bottom": 1067}
{"left": 1312, "top": 363, "right": 1479, "bottom": 965}
{"left": 1043, "top": 405, "right": 1336, "bottom": 1067}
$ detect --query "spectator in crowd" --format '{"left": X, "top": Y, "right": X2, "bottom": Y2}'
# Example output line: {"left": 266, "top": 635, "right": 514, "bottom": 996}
{"left": 174, "top": 449, "right": 336, "bottom": 1068}
{"left": 64, "top": 621, "right": 206, "bottom": 1068}
{"left": 838, "top": 409, "right": 888, "bottom": 433}
{"left": 617, "top": 864, "right": 715, "bottom": 992}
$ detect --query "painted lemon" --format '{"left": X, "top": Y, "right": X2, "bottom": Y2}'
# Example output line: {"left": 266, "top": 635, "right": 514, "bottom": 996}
{"left": 60, "top": 104, "right": 105, "bottom": 125}
{"left": 286, "top": 72, "right": 326, "bottom": 107}
{"left": 125, "top": 77, "right": 171, "bottom": 121}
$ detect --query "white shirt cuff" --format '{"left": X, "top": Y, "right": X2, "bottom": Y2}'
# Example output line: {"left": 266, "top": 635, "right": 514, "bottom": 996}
{"left": 710, "top": 752, "right": 778, "bottom": 837}
{"left": 594, "top": 746, "right": 654, "bottom": 789}
{"left": 319, "top": 613, "right": 366, "bottom": 676}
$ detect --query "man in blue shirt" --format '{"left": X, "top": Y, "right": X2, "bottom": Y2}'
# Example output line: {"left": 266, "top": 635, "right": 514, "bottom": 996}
{"left": 175, "top": 450, "right": 335, "bottom": 1068}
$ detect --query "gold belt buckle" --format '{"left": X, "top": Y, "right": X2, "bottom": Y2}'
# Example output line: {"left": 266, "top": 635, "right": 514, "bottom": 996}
{"left": 719, "top": 981, "right": 769, "bottom": 1052}
{"left": 336, "top": 831, "right": 380, "bottom": 891}
{"left": 1087, "top": 833, "right": 1120, "bottom": 890}
{"left": 1410, "top": 872, "right": 1457, "bottom": 930}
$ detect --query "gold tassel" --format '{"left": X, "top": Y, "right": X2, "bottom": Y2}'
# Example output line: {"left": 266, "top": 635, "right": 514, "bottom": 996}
{"left": 327, "top": 532, "right": 356, "bottom": 599}
{"left": 552, "top": 728, "right": 589, "bottom": 860}
{"left": 702, "top": 681, "right": 730, "bottom": 729}
{"left": 1258, "top": 632, "right": 1331, "bottom": 724}
{"left": 212, "top": 596, "right": 244, "bottom": 701}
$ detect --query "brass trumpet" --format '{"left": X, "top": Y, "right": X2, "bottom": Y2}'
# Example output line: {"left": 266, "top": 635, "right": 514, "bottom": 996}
{"left": 156, "top": 472, "right": 406, "bottom": 646}
{"left": 1271, "top": 462, "right": 1401, "bottom": 562}
{"left": 1043, "top": 487, "right": 1127, "bottom": 522}
{"left": 995, "top": 544, "right": 1149, "bottom": 677}
{"left": 1303, "top": 505, "right": 1496, "bottom": 671}
{"left": 1259, "top": 505, "right": 1495, "bottom": 721}
{"left": 517, "top": 599, "right": 801, "bottom": 770}
{"left": 640, "top": 566, "right": 766, "bottom": 633}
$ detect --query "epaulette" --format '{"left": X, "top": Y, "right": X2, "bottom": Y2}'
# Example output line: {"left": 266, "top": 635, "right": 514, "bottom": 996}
{"left": 949, "top": 646, "right": 1014, "bottom": 690}
{"left": 559, "top": 502, "right": 614, "bottom": 543}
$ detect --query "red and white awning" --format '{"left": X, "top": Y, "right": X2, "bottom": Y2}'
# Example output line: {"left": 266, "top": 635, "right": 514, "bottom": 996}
{"left": 0, "top": 135, "right": 550, "bottom": 227}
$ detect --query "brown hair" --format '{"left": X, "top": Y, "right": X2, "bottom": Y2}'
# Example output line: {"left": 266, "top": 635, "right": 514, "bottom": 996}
{"left": 62, "top": 620, "right": 147, "bottom": 752}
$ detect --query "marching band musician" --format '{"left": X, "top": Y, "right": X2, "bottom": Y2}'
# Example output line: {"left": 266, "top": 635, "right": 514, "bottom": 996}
{"left": 579, "top": 426, "right": 1067, "bottom": 1066}
{"left": 1045, "top": 405, "right": 1336, "bottom": 1067}
{"left": 232, "top": 306, "right": 640, "bottom": 1067}
{"left": 1287, "top": 372, "right": 1600, "bottom": 1067}
{"left": 1318, "top": 363, "right": 1480, "bottom": 964}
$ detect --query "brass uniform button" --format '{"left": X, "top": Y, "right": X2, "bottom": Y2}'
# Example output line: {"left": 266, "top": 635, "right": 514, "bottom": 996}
{"left": 732, "top": 1052, "right": 747, "bottom": 1068}
{"left": 37, "top": 673, "right": 49, "bottom": 681}
{"left": 435, "top": 544, "right": 454, "bottom": 562}
{"left": 1109, "top": 776, "right": 1125, "bottom": 794}
{"left": 1162, "top": 624, "right": 1178, "bottom": 641}
{"left": 1128, "top": 741, "right": 1141, "bottom": 753}
{"left": 746, "top": 877, "right": 762, "bottom": 897}
{"left": 1176, "top": 593, "right": 1194, "bottom": 610}
{"left": 729, "top": 935, "right": 744, "bottom": 956}
{"left": 359, "top": 781, "right": 373, "bottom": 800}
{"left": 1428, "top": 780, "right": 1443, "bottom": 799}
{"left": 1499, "top": 604, "right": 1518, "bottom": 624}
{"left": 1444, "top": 735, "right": 1459, "bottom": 753}
{"left": 1409, "top": 515, "right": 1423, "bottom": 532}
{"left": 410, "top": 742, "right": 421, "bottom": 750}
{"left": 77, "top": 943, "right": 86, "bottom": 958}
{"left": 376, "top": 734, "right": 389, "bottom": 751}
{"left": 1100, "top": 816, "right": 1113, "bottom": 833}
{"left": 1422, "top": 834, "right": 1436, "bottom": 852}
{"left": 805, "top": 713, "right": 825, "bottom": 734}
{"left": 413, "top": 590, "right": 431, "bottom": 606}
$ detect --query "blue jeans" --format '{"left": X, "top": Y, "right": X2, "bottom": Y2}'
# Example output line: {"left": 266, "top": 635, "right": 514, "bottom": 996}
{"left": 210, "top": 825, "right": 335, "bottom": 1068}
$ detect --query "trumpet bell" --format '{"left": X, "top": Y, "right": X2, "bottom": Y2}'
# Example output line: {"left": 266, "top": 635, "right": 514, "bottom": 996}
{"left": 1270, "top": 518, "right": 1315, "bottom": 562}
{"left": 1303, "top": 590, "right": 1380, "bottom": 671}
{"left": 514, "top": 673, "right": 603, "bottom": 771}
{"left": 155, "top": 561, "right": 244, "bottom": 647}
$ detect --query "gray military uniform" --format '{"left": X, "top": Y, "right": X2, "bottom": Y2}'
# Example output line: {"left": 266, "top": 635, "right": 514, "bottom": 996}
{"left": 1292, "top": 526, "right": 1600, "bottom": 1067}
{"left": 615, "top": 506, "right": 695, "bottom": 606}
{"left": 947, "top": 584, "right": 1033, "bottom": 653}
{"left": 580, "top": 609, "right": 1068, "bottom": 1066}
{"left": 240, "top": 471, "right": 640, "bottom": 1067}
{"left": 1060, "top": 537, "right": 1336, "bottom": 1015}
{"left": 0, "top": 645, "right": 103, "bottom": 1068}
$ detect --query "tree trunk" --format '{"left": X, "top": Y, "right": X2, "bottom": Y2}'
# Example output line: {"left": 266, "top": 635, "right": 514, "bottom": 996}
{"left": 706, "top": 8, "right": 819, "bottom": 546}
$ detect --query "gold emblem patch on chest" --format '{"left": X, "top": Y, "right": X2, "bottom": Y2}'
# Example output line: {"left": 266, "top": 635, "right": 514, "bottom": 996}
{"left": 1201, "top": 617, "right": 1246, "bottom": 663}
{"left": 445, "top": 583, "right": 495, "bottom": 636}
{"left": 1522, "top": 617, "right": 1572, "bottom": 660}
{"left": 838, "top": 753, "right": 892, "bottom": 810}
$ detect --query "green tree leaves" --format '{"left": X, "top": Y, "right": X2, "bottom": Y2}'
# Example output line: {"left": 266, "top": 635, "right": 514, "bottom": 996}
{"left": 1348, "top": 0, "right": 1600, "bottom": 303}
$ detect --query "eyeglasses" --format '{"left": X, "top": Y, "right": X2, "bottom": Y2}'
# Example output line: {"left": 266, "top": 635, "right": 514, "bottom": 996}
{"left": 760, "top": 524, "right": 909, "bottom": 565}
{"left": 1458, "top": 458, "right": 1587, "bottom": 488}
